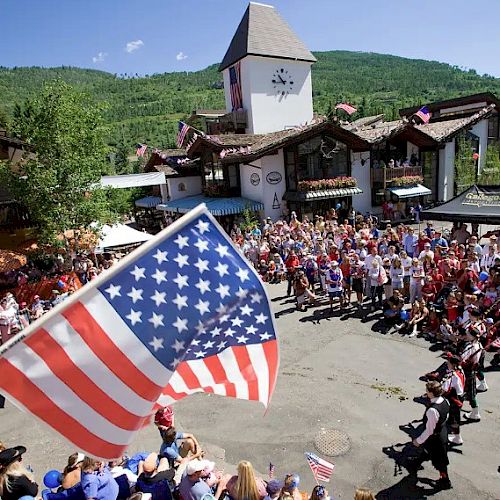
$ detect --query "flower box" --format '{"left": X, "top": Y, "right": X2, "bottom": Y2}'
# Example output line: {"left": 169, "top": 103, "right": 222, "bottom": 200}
{"left": 297, "top": 176, "right": 357, "bottom": 192}
{"left": 391, "top": 175, "right": 424, "bottom": 187}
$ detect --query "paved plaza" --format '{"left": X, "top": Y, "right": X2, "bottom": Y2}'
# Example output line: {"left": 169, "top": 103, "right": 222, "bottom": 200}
{"left": 1, "top": 281, "right": 498, "bottom": 499}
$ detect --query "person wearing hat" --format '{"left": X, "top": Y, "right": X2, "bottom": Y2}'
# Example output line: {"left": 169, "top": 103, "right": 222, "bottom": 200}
{"left": 326, "top": 261, "right": 344, "bottom": 312}
{"left": 264, "top": 479, "right": 284, "bottom": 500}
{"left": 30, "top": 295, "right": 44, "bottom": 321}
{"left": 179, "top": 459, "right": 229, "bottom": 500}
{"left": 0, "top": 446, "right": 39, "bottom": 500}
{"left": 61, "top": 452, "right": 85, "bottom": 490}
{"left": 441, "top": 355, "right": 466, "bottom": 445}
{"left": 412, "top": 381, "right": 452, "bottom": 490}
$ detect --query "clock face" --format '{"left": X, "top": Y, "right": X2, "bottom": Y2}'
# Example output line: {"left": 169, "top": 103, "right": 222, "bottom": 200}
{"left": 272, "top": 67, "right": 294, "bottom": 97}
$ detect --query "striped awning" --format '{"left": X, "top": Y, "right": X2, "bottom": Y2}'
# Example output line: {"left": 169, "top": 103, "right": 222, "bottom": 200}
{"left": 157, "top": 194, "right": 264, "bottom": 216}
{"left": 134, "top": 196, "right": 162, "bottom": 208}
{"left": 283, "top": 186, "right": 363, "bottom": 202}
{"left": 388, "top": 184, "right": 432, "bottom": 199}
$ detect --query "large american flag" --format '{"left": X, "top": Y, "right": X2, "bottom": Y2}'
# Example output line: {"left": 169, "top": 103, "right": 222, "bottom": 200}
{"left": 415, "top": 106, "right": 431, "bottom": 124}
{"left": 229, "top": 62, "right": 243, "bottom": 111}
{"left": 177, "top": 121, "right": 190, "bottom": 148}
{"left": 335, "top": 103, "right": 357, "bottom": 115}
{"left": 305, "top": 452, "right": 335, "bottom": 482}
{"left": 0, "top": 205, "right": 279, "bottom": 459}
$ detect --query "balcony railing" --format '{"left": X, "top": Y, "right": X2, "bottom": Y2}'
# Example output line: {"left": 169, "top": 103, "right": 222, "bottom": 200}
{"left": 371, "top": 166, "right": 423, "bottom": 185}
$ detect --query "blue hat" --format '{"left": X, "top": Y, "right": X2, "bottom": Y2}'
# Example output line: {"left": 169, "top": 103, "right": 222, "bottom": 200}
{"left": 266, "top": 479, "right": 284, "bottom": 495}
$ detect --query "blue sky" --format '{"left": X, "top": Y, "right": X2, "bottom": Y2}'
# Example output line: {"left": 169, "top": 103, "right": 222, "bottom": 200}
{"left": 2, "top": 0, "right": 500, "bottom": 77}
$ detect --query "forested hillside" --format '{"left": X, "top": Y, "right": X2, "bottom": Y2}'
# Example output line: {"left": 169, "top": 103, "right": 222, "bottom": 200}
{"left": 1, "top": 51, "right": 499, "bottom": 151}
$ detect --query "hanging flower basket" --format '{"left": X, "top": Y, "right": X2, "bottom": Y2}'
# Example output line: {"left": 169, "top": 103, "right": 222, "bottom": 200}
{"left": 392, "top": 175, "right": 424, "bottom": 187}
{"left": 297, "top": 176, "right": 357, "bottom": 192}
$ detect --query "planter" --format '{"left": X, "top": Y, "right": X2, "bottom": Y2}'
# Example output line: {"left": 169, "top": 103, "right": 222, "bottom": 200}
{"left": 297, "top": 177, "right": 357, "bottom": 192}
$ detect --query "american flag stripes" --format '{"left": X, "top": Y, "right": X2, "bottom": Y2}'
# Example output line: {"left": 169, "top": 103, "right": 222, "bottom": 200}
{"left": 415, "top": 106, "right": 431, "bottom": 124}
{"left": 305, "top": 452, "right": 335, "bottom": 482}
{"left": 229, "top": 62, "right": 243, "bottom": 111}
{"left": 0, "top": 204, "right": 279, "bottom": 459}
{"left": 136, "top": 144, "right": 147, "bottom": 157}
{"left": 177, "top": 121, "right": 190, "bottom": 148}
{"left": 269, "top": 462, "right": 276, "bottom": 479}
{"left": 335, "top": 103, "right": 357, "bottom": 115}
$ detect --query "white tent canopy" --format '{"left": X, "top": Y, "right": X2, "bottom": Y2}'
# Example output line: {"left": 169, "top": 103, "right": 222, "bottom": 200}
{"left": 101, "top": 172, "right": 166, "bottom": 189}
{"left": 95, "top": 223, "right": 153, "bottom": 252}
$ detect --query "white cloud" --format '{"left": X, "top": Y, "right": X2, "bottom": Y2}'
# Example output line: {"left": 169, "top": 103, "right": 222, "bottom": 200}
{"left": 176, "top": 51, "right": 188, "bottom": 61}
{"left": 125, "top": 40, "right": 144, "bottom": 53}
{"left": 92, "top": 52, "right": 107, "bottom": 63}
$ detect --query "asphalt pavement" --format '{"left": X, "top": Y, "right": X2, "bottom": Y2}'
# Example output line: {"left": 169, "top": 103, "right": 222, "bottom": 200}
{"left": 0, "top": 281, "right": 498, "bottom": 499}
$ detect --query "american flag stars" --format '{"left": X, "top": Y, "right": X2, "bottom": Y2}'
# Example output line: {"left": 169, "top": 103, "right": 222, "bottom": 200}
{"left": 97, "top": 214, "right": 277, "bottom": 370}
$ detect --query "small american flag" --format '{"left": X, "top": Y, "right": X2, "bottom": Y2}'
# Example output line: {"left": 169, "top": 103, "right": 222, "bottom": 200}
{"left": 305, "top": 452, "right": 335, "bottom": 482}
{"left": 177, "top": 121, "right": 190, "bottom": 148}
{"left": 229, "top": 62, "right": 243, "bottom": 111}
{"left": 269, "top": 462, "right": 276, "bottom": 479}
{"left": 136, "top": 144, "right": 147, "bottom": 157}
{"left": 0, "top": 205, "right": 279, "bottom": 459}
{"left": 335, "top": 103, "right": 357, "bottom": 115}
{"left": 415, "top": 106, "right": 431, "bottom": 124}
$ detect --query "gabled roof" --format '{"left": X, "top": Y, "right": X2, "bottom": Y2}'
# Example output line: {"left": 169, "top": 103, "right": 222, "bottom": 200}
{"left": 415, "top": 105, "right": 495, "bottom": 142}
{"left": 351, "top": 119, "right": 408, "bottom": 144}
{"left": 347, "top": 114, "right": 385, "bottom": 130}
{"left": 399, "top": 92, "right": 500, "bottom": 117}
{"left": 219, "top": 2, "right": 316, "bottom": 72}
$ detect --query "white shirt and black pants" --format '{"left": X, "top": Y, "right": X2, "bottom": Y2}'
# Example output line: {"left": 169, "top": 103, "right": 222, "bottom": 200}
{"left": 415, "top": 396, "right": 450, "bottom": 485}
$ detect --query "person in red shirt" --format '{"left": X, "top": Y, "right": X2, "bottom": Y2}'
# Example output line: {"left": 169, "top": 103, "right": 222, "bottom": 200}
{"left": 429, "top": 263, "right": 444, "bottom": 293}
{"left": 285, "top": 250, "right": 300, "bottom": 296}
{"left": 422, "top": 276, "right": 437, "bottom": 303}
{"left": 339, "top": 251, "right": 351, "bottom": 305}
{"left": 418, "top": 231, "right": 432, "bottom": 253}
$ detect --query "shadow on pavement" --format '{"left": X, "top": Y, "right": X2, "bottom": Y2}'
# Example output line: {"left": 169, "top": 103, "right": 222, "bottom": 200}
{"left": 379, "top": 443, "right": 442, "bottom": 498}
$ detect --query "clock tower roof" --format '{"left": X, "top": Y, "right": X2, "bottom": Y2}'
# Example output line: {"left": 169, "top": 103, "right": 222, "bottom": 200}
{"left": 219, "top": 2, "right": 316, "bottom": 72}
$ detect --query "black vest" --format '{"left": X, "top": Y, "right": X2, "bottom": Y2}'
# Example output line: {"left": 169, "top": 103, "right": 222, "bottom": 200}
{"left": 423, "top": 398, "right": 449, "bottom": 435}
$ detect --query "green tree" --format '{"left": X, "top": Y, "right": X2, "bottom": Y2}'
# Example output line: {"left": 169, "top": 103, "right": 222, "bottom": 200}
{"left": 0, "top": 80, "right": 116, "bottom": 245}
{"left": 479, "top": 142, "right": 500, "bottom": 184}
{"left": 454, "top": 135, "right": 477, "bottom": 194}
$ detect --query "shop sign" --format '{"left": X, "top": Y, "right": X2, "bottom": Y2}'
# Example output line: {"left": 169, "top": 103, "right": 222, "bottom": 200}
{"left": 266, "top": 171, "right": 282, "bottom": 184}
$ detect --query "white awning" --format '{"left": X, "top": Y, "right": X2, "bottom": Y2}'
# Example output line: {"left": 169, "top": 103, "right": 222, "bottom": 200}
{"left": 101, "top": 172, "right": 166, "bottom": 188}
{"left": 388, "top": 184, "right": 432, "bottom": 199}
{"left": 95, "top": 223, "right": 153, "bottom": 252}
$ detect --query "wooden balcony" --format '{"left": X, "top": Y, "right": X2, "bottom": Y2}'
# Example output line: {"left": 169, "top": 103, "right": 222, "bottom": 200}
{"left": 371, "top": 166, "right": 423, "bottom": 186}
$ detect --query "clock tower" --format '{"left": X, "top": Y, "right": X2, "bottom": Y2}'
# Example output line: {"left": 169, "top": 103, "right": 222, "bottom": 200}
{"left": 219, "top": 2, "right": 316, "bottom": 134}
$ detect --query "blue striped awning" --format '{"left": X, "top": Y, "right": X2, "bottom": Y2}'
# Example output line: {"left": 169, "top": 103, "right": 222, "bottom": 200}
{"left": 157, "top": 194, "right": 264, "bottom": 216}
{"left": 135, "top": 196, "right": 162, "bottom": 208}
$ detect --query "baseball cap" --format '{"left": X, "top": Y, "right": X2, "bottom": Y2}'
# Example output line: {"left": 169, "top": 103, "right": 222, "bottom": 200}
{"left": 267, "top": 480, "right": 284, "bottom": 495}
{"left": 186, "top": 459, "right": 205, "bottom": 475}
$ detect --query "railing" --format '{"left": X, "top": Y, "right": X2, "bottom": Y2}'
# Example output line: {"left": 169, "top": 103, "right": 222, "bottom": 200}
{"left": 371, "top": 166, "right": 423, "bottom": 185}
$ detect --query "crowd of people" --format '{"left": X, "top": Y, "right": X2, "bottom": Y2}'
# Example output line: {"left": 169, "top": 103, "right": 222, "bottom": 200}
{"left": 0, "top": 252, "right": 125, "bottom": 346}
{"left": 232, "top": 211, "right": 499, "bottom": 489}
{"left": 0, "top": 208, "right": 498, "bottom": 494}
{"left": 0, "top": 409, "right": 376, "bottom": 500}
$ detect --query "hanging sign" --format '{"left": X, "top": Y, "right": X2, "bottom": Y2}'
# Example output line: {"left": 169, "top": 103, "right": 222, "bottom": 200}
{"left": 250, "top": 173, "right": 260, "bottom": 186}
{"left": 266, "top": 171, "right": 282, "bottom": 184}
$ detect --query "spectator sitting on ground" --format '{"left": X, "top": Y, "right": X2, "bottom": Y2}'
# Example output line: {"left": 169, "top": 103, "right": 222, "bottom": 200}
{"left": 108, "top": 457, "right": 138, "bottom": 487}
{"left": 0, "top": 446, "right": 39, "bottom": 500}
{"left": 159, "top": 426, "right": 202, "bottom": 468}
{"left": 310, "top": 485, "right": 329, "bottom": 500}
{"left": 179, "top": 459, "right": 229, "bottom": 500}
{"left": 61, "top": 452, "right": 84, "bottom": 490}
{"left": 226, "top": 461, "right": 267, "bottom": 500}
{"left": 136, "top": 452, "right": 173, "bottom": 491}
{"left": 264, "top": 479, "right": 283, "bottom": 500}
{"left": 80, "top": 456, "right": 118, "bottom": 500}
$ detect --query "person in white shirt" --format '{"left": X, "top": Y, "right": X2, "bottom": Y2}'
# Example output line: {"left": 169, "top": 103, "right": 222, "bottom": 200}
{"left": 326, "top": 261, "right": 344, "bottom": 312}
{"left": 441, "top": 355, "right": 465, "bottom": 445}
{"left": 481, "top": 235, "right": 497, "bottom": 256}
{"left": 364, "top": 248, "right": 383, "bottom": 297}
{"left": 409, "top": 258, "right": 424, "bottom": 304}
{"left": 412, "top": 381, "right": 451, "bottom": 490}
{"left": 390, "top": 257, "right": 404, "bottom": 292}
{"left": 399, "top": 250, "right": 412, "bottom": 299}
{"left": 418, "top": 242, "right": 434, "bottom": 262}
{"left": 480, "top": 244, "right": 498, "bottom": 271}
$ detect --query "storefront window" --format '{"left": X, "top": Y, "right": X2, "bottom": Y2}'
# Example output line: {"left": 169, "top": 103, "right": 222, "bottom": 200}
{"left": 285, "top": 136, "right": 349, "bottom": 189}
